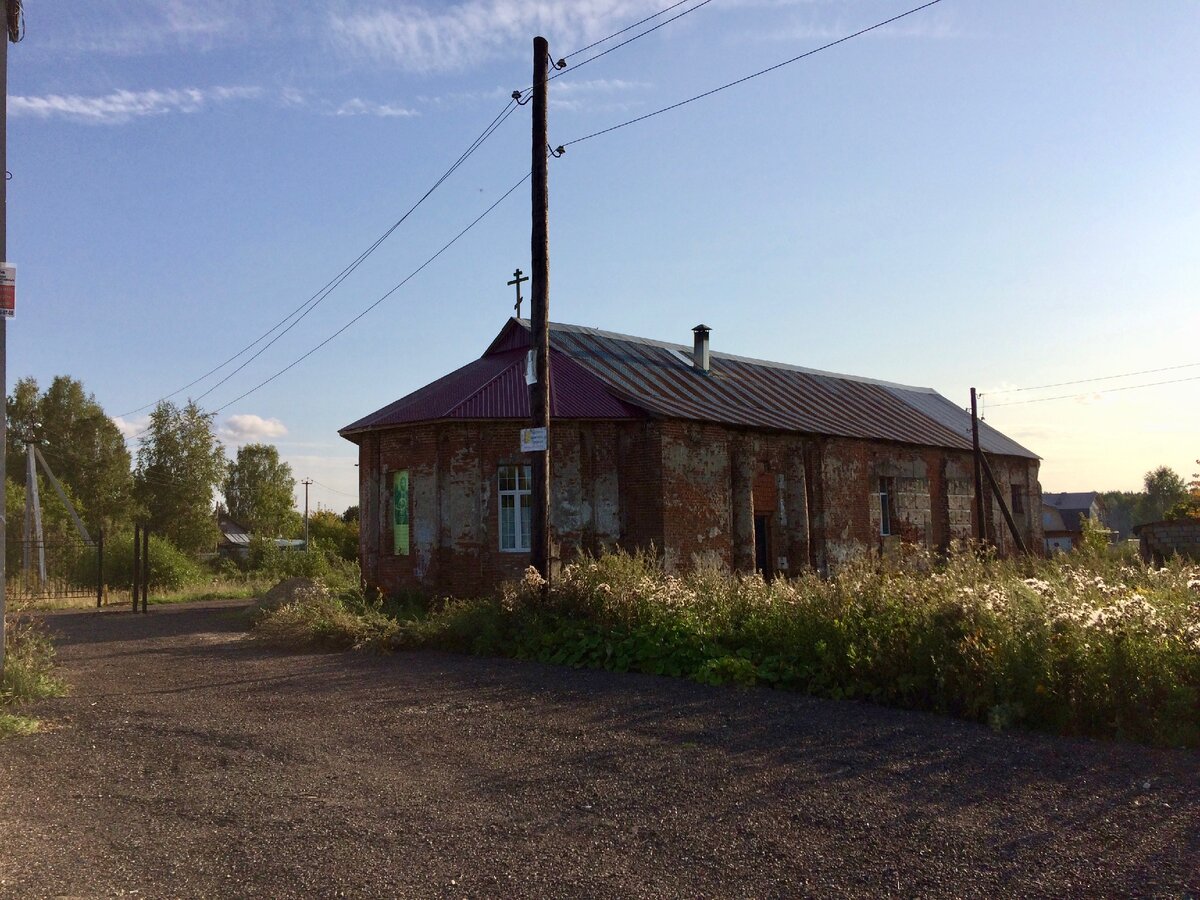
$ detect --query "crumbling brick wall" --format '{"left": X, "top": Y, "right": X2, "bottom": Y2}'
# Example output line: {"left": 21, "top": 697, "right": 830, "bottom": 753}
{"left": 1138, "top": 520, "right": 1200, "bottom": 564}
{"left": 355, "top": 416, "right": 1042, "bottom": 596}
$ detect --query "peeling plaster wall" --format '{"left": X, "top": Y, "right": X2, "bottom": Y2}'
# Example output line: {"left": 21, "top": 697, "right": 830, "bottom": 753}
{"left": 361, "top": 420, "right": 628, "bottom": 597}
{"left": 657, "top": 421, "right": 734, "bottom": 572}
{"left": 353, "top": 417, "right": 1041, "bottom": 596}
{"left": 655, "top": 430, "right": 1042, "bottom": 574}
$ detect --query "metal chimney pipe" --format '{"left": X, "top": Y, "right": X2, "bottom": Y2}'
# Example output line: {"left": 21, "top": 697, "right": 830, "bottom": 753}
{"left": 692, "top": 324, "right": 711, "bottom": 373}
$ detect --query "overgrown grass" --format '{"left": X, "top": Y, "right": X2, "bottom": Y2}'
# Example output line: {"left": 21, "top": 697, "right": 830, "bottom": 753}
{"left": 251, "top": 546, "right": 1200, "bottom": 747}
{"left": 2, "top": 596, "right": 65, "bottom": 737}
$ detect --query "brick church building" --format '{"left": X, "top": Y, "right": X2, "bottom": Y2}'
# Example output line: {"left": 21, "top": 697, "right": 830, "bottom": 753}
{"left": 340, "top": 318, "right": 1042, "bottom": 597}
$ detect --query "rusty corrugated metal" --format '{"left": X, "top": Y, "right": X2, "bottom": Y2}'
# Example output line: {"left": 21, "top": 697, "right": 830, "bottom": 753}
{"left": 342, "top": 318, "right": 1038, "bottom": 460}
{"left": 537, "top": 320, "right": 1036, "bottom": 458}
{"left": 340, "top": 346, "right": 639, "bottom": 435}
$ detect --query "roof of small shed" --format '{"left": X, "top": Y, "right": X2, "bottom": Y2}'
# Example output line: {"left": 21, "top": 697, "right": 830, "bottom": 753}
{"left": 340, "top": 318, "right": 1038, "bottom": 460}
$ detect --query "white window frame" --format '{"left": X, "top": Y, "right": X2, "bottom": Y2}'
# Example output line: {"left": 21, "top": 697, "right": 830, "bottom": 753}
{"left": 498, "top": 464, "right": 532, "bottom": 552}
{"left": 876, "top": 476, "right": 895, "bottom": 536}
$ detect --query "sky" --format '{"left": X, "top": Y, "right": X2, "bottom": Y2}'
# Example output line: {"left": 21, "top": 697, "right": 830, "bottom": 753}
{"left": 6, "top": 0, "right": 1199, "bottom": 513}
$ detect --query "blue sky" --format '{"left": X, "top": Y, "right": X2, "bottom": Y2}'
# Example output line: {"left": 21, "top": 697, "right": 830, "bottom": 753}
{"left": 7, "top": 0, "right": 1199, "bottom": 511}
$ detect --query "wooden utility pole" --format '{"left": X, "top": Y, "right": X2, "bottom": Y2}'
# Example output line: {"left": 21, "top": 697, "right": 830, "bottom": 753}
{"left": 302, "top": 478, "right": 313, "bottom": 550}
{"left": 0, "top": 3, "right": 12, "bottom": 669}
{"left": 529, "top": 36, "right": 552, "bottom": 583}
{"left": 970, "top": 388, "right": 987, "bottom": 546}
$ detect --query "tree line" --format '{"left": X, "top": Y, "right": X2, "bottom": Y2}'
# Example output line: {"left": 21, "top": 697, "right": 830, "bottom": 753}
{"left": 6, "top": 375, "right": 357, "bottom": 563}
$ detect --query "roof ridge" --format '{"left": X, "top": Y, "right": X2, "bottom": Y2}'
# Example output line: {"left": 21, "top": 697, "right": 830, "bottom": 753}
{"left": 516, "top": 318, "right": 938, "bottom": 394}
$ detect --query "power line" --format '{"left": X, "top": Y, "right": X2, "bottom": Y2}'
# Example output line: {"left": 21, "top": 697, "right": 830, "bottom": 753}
{"left": 550, "top": 0, "right": 715, "bottom": 83}
{"left": 121, "top": 1, "right": 721, "bottom": 423}
{"left": 980, "top": 361, "right": 1200, "bottom": 398}
{"left": 211, "top": 171, "right": 532, "bottom": 415}
{"left": 560, "top": 0, "right": 702, "bottom": 62}
{"left": 188, "top": 102, "right": 523, "bottom": 408}
{"left": 117, "top": 97, "right": 521, "bottom": 419}
{"left": 986, "top": 374, "right": 1200, "bottom": 408}
{"left": 511, "top": 0, "right": 717, "bottom": 102}
{"left": 562, "top": 0, "right": 945, "bottom": 148}
{"left": 311, "top": 479, "right": 357, "bottom": 499}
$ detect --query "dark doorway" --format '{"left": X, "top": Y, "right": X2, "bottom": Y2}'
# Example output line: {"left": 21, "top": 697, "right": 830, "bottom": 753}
{"left": 754, "top": 514, "right": 772, "bottom": 578}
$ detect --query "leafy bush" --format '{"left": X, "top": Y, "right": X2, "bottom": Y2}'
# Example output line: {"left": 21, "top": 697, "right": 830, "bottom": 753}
{"left": 306, "top": 510, "right": 358, "bottom": 563}
{"left": 251, "top": 580, "right": 398, "bottom": 652}
{"left": 246, "top": 537, "right": 359, "bottom": 594}
{"left": 251, "top": 546, "right": 1200, "bottom": 748}
{"left": 94, "top": 532, "right": 202, "bottom": 591}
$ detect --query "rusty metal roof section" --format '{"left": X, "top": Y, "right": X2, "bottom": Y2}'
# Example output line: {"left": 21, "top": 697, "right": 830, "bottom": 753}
{"left": 343, "top": 317, "right": 1038, "bottom": 460}
{"left": 339, "top": 346, "right": 641, "bottom": 436}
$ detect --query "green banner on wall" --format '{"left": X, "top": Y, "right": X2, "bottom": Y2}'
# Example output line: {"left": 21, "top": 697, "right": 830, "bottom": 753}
{"left": 393, "top": 470, "right": 409, "bottom": 556}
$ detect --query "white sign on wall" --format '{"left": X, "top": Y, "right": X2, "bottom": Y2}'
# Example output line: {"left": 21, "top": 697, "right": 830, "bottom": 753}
{"left": 520, "top": 427, "right": 547, "bottom": 452}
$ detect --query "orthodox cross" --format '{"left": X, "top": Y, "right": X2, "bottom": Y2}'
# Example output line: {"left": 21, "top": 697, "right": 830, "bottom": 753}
{"left": 507, "top": 268, "right": 529, "bottom": 317}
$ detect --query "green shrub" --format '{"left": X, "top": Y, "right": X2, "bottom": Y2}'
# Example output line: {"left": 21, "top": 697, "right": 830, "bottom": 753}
{"left": 251, "top": 581, "right": 398, "bottom": 652}
{"left": 246, "top": 537, "right": 359, "bottom": 594}
{"left": 250, "top": 547, "right": 1200, "bottom": 748}
{"left": 95, "top": 532, "right": 202, "bottom": 591}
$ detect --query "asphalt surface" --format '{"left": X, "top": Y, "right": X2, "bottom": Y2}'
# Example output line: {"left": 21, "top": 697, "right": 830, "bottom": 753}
{"left": 1, "top": 601, "right": 1197, "bottom": 898}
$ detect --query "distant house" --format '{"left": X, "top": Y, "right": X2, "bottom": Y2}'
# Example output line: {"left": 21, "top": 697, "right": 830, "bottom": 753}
{"left": 341, "top": 318, "right": 1042, "bottom": 597}
{"left": 217, "top": 513, "right": 306, "bottom": 558}
{"left": 217, "top": 513, "right": 252, "bottom": 559}
{"left": 1042, "top": 492, "right": 1106, "bottom": 552}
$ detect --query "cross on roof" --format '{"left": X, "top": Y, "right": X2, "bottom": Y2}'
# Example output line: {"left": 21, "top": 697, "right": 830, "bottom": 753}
{"left": 507, "top": 268, "right": 529, "bottom": 317}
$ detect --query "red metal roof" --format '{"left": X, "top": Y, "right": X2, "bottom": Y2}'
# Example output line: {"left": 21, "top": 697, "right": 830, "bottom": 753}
{"left": 341, "top": 318, "right": 1037, "bottom": 460}
{"left": 339, "top": 345, "right": 640, "bottom": 434}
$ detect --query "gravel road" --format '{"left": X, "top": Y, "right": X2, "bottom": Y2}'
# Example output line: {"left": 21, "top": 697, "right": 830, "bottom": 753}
{"left": 1, "top": 601, "right": 1197, "bottom": 898}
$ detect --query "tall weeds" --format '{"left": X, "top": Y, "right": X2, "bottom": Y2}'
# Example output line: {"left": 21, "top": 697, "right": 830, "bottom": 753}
{"left": 1, "top": 596, "right": 65, "bottom": 735}
{"left": 252, "top": 546, "right": 1200, "bottom": 747}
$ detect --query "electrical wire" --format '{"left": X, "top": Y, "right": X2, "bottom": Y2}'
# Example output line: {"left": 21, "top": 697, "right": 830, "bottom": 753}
{"left": 560, "top": 0, "right": 701, "bottom": 61}
{"left": 210, "top": 171, "right": 532, "bottom": 415}
{"left": 511, "top": 0, "right": 716, "bottom": 100}
{"left": 187, "top": 101, "right": 522, "bottom": 408}
{"left": 311, "top": 479, "right": 358, "bottom": 499}
{"left": 118, "top": 97, "right": 521, "bottom": 419}
{"left": 548, "top": 0, "right": 715, "bottom": 83}
{"left": 562, "top": 0, "right": 945, "bottom": 148}
{"left": 985, "top": 374, "right": 1200, "bottom": 408}
{"left": 980, "top": 361, "right": 1200, "bottom": 398}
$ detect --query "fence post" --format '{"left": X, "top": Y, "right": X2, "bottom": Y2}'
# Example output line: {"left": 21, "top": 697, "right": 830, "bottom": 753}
{"left": 141, "top": 527, "right": 149, "bottom": 614}
{"left": 96, "top": 528, "right": 104, "bottom": 608}
{"left": 132, "top": 523, "right": 140, "bottom": 613}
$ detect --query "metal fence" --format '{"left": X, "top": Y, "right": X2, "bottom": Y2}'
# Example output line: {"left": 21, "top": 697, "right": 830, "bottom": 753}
{"left": 7, "top": 536, "right": 102, "bottom": 604}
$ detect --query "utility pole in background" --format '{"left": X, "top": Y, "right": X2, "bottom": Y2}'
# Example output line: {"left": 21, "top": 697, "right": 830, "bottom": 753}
{"left": 970, "top": 388, "right": 987, "bottom": 546}
{"left": 0, "top": 0, "right": 18, "bottom": 675}
{"left": 301, "top": 478, "right": 313, "bottom": 550}
{"left": 529, "top": 36, "right": 552, "bottom": 583}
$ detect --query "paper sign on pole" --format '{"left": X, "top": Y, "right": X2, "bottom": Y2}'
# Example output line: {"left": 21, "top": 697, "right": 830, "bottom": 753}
{"left": 0, "top": 264, "right": 15, "bottom": 318}
{"left": 520, "top": 427, "right": 547, "bottom": 452}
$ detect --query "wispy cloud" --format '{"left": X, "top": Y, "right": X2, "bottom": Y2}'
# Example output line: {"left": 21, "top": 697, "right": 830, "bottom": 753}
{"left": 334, "top": 98, "right": 419, "bottom": 118}
{"left": 112, "top": 415, "right": 150, "bottom": 440}
{"left": 220, "top": 414, "right": 289, "bottom": 442}
{"left": 548, "top": 77, "right": 651, "bottom": 112}
{"left": 327, "top": 1, "right": 690, "bottom": 74}
{"left": 275, "top": 89, "right": 420, "bottom": 118}
{"left": 43, "top": 0, "right": 244, "bottom": 55}
{"left": 10, "top": 85, "right": 263, "bottom": 125}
